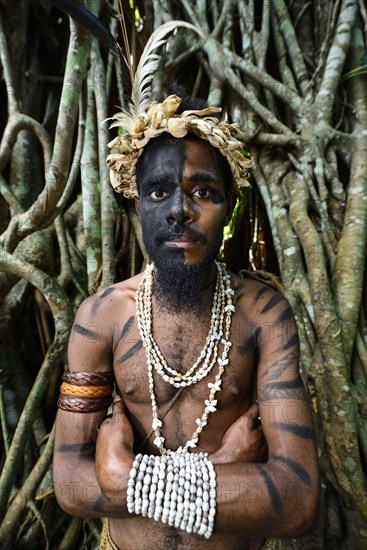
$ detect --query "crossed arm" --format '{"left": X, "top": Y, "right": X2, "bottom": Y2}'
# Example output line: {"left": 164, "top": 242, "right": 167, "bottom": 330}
{"left": 212, "top": 290, "right": 320, "bottom": 535}
{"left": 53, "top": 287, "right": 320, "bottom": 537}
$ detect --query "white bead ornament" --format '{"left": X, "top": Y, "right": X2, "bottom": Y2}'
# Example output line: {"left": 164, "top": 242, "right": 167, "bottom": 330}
{"left": 128, "top": 452, "right": 216, "bottom": 539}
{"left": 130, "top": 262, "right": 232, "bottom": 537}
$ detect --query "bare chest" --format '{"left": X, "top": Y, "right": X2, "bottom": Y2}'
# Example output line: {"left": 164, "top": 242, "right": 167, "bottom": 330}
{"left": 112, "top": 312, "right": 258, "bottom": 451}
{"left": 113, "top": 309, "right": 257, "bottom": 397}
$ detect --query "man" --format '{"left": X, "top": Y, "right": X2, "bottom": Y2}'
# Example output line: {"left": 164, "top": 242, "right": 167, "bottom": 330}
{"left": 53, "top": 88, "right": 320, "bottom": 549}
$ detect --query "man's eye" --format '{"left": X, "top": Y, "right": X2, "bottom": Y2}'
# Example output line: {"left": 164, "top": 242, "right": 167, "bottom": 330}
{"left": 193, "top": 187, "right": 212, "bottom": 199}
{"left": 150, "top": 190, "right": 168, "bottom": 200}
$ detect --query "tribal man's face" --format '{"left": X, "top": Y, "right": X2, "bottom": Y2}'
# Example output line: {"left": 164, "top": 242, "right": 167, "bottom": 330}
{"left": 136, "top": 138, "right": 228, "bottom": 268}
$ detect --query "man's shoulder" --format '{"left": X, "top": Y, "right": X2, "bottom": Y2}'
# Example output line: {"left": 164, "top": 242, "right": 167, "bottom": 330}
{"left": 231, "top": 271, "right": 289, "bottom": 321}
{"left": 75, "top": 273, "right": 144, "bottom": 321}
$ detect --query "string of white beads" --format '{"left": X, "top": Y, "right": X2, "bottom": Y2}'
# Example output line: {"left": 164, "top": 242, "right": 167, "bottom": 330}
{"left": 127, "top": 452, "right": 216, "bottom": 539}
{"left": 136, "top": 261, "right": 235, "bottom": 455}
{"left": 136, "top": 262, "right": 232, "bottom": 388}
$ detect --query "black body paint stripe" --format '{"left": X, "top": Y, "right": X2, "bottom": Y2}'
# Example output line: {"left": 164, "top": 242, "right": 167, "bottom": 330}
{"left": 112, "top": 316, "right": 135, "bottom": 353}
{"left": 254, "top": 326, "right": 262, "bottom": 345}
{"left": 260, "top": 350, "right": 297, "bottom": 380}
{"left": 272, "top": 422, "right": 315, "bottom": 439}
{"left": 92, "top": 287, "right": 116, "bottom": 316}
{"left": 270, "top": 333, "right": 299, "bottom": 355}
{"left": 73, "top": 324, "right": 99, "bottom": 339}
{"left": 259, "top": 388, "right": 305, "bottom": 401}
{"left": 100, "top": 287, "right": 115, "bottom": 299}
{"left": 56, "top": 442, "right": 95, "bottom": 453}
{"left": 114, "top": 316, "right": 135, "bottom": 348}
{"left": 277, "top": 307, "right": 293, "bottom": 323}
{"left": 260, "top": 294, "right": 284, "bottom": 314}
{"left": 282, "top": 333, "right": 299, "bottom": 351}
{"left": 272, "top": 456, "right": 311, "bottom": 486}
{"left": 238, "top": 336, "right": 253, "bottom": 355}
{"left": 117, "top": 340, "right": 143, "bottom": 365}
{"left": 238, "top": 326, "right": 262, "bottom": 355}
{"left": 264, "top": 376, "right": 304, "bottom": 390}
{"left": 258, "top": 466, "right": 282, "bottom": 513}
{"left": 254, "top": 286, "right": 271, "bottom": 303}
{"left": 120, "top": 316, "right": 134, "bottom": 340}
{"left": 258, "top": 375, "right": 305, "bottom": 400}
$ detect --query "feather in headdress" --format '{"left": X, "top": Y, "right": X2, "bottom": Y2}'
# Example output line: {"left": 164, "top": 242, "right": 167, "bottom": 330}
{"left": 51, "top": 0, "right": 132, "bottom": 99}
{"left": 108, "top": 21, "right": 204, "bottom": 133}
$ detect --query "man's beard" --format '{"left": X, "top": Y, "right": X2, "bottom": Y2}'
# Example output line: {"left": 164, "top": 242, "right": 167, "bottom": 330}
{"left": 153, "top": 255, "right": 214, "bottom": 314}
{"left": 141, "top": 223, "right": 223, "bottom": 314}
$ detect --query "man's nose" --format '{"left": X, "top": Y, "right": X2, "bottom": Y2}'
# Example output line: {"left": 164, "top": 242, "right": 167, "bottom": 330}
{"left": 166, "top": 191, "right": 193, "bottom": 224}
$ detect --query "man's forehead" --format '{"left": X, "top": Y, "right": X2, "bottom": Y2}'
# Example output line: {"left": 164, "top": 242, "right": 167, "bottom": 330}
{"left": 138, "top": 137, "right": 225, "bottom": 185}
{"left": 138, "top": 139, "right": 184, "bottom": 184}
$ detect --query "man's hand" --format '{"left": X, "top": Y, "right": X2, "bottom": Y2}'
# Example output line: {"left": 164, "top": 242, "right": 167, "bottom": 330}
{"left": 210, "top": 402, "right": 267, "bottom": 464}
{"left": 95, "top": 396, "right": 135, "bottom": 501}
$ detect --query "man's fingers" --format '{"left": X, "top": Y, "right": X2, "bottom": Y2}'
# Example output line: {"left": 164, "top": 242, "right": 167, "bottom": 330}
{"left": 246, "top": 401, "right": 261, "bottom": 430}
{"left": 96, "top": 395, "right": 134, "bottom": 449}
{"left": 98, "top": 395, "right": 126, "bottom": 431}
{"left": 112, "top": 394, "right": 125, "bottom": 415}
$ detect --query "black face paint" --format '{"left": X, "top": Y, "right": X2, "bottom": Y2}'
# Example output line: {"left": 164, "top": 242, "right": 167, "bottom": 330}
{"left": 187, "top": 173, "right": 225, "bottom": 205}
{"left": 210, "top": 190, "right": 225, "bottom": 204}
{"left": 137, "top": 138, "right": 228, "bottom": 313}
{"left": 138, "top": 140, "right": 186, "bottom": 264}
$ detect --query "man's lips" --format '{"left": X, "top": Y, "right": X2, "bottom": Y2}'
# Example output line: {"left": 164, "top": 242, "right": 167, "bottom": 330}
{"left": 164, "top": 238, "right": 198, "bottom": 249}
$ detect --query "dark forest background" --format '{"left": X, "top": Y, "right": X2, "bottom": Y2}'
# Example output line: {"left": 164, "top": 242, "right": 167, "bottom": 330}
{"left": 0, "top": 0, "right": 366, "bottom": 548}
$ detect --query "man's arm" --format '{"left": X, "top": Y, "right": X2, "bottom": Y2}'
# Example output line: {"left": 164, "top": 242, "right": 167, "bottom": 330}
{"left": 211, "top": 289, "right": 320, "bottom": 536}
{"left": 88, "top": 289, "right": 318, "bottom": 538}
{"left": 54, "top": 287, "right": 267, "bottom": 520}
{"left": 53, "top": 290, "right": 132, "bottom": 517}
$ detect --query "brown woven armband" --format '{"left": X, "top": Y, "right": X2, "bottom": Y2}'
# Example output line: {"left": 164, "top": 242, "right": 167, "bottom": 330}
{"left": 60, "top": 382, "right": 113, "bottom": 398}
{"left": 62, "top": 370, "right": 114, "bottom": 386}
{"left": 58, "top": 394, "right": 114, "bottom": 413}
{"left": 57, "top": 370, "right": 115, "bottom": 413}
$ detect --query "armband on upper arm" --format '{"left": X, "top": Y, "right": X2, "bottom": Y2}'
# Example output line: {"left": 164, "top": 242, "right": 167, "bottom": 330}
{"left": 57, "top": 370, "right": 115, "bottom": 412}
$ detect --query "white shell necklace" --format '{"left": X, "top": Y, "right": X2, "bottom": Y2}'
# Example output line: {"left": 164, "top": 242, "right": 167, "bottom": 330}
{"left": 136, "top": 261, "right": 235, "bottom": 455}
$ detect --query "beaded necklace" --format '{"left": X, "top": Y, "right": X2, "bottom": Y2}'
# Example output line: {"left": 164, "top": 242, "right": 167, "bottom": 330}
{"left": 136, "top": 261, "right": 235, "bottom": 455}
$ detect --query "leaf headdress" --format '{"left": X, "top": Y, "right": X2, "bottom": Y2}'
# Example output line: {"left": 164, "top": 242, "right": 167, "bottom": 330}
{"left": 106, "top": 22, "right": 252, "bottom": 198}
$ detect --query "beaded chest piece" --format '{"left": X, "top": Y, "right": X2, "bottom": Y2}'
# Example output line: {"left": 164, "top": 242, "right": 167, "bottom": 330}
{"left": 136, "top": 261, "right": 235, "bottom": 455}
